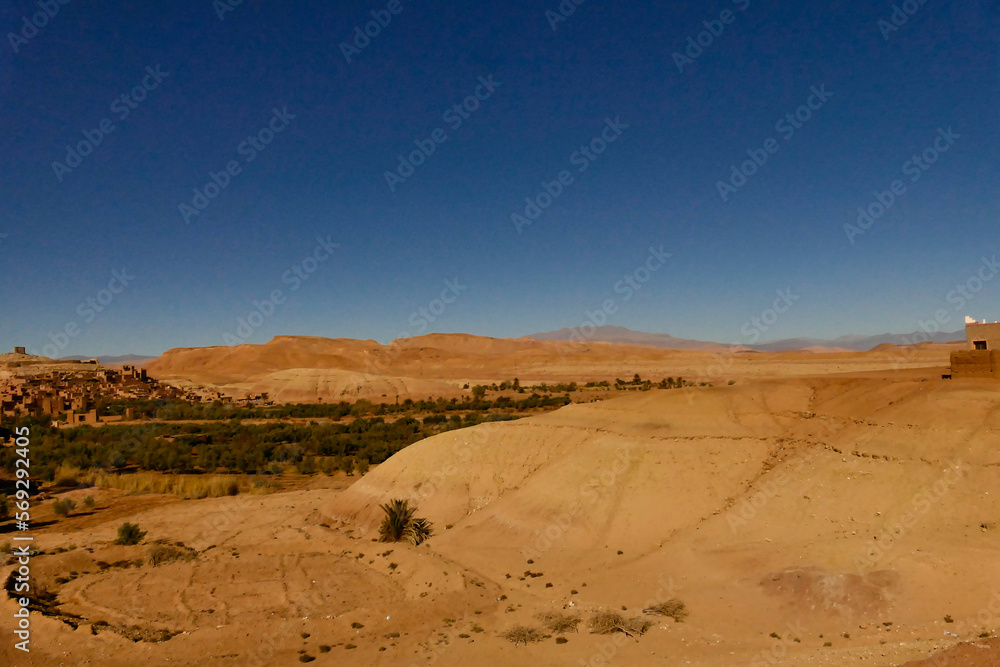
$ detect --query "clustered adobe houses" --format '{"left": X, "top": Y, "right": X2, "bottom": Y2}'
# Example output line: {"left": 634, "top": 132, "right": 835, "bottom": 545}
{"left": 950, "top": 316, "right": 1000, "bottom": 378}
{"left": 1, "top": 351, "right": 197, "bottom": 424}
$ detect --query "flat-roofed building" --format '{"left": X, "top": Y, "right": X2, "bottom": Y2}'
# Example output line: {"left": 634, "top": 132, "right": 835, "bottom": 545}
{"left": 951, "top": 316, "right": 1000, "bottom": 378}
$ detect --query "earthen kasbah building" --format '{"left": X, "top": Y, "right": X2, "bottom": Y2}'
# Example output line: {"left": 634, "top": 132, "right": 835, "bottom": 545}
{"left": 950, "top": 316, "right": 1000, "bottom": 378}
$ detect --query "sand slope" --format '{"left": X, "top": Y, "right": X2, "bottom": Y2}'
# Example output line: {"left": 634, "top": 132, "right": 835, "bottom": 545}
{"left": 5, "top": 373, "right": 998, "bottom": 666}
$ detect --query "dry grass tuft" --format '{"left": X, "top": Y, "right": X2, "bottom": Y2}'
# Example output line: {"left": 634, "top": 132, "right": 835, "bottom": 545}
{"left": 643, "top": 598, "right": 688, "bottom": 622}
{"left": 148, "top": 542, "right": 197, "bottom": 566}
{"left": 85, "top": 472, "right": 270, "bottom": 499}
{"left": 589, "top": 611, "right": 651, "bottom": 637}
{"left": 503, "top": 625, "right": 544, "bottom": 646}
{"left": 53, "top": 464, "right": 86, "bottom": 487}
{"left": 536, "top": 611, "right": 580, "bottom": 634}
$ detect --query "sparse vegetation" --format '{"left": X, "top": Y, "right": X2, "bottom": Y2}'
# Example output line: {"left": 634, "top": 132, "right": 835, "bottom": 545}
{"left": 87, "top": 472, "right": 248, "bottom": 499}
{"left": 52, "top": 498, "right": 76, "bottom": 517}
{"left": 53, "top": 463, "right": 84, "bottom": 487}
{"left": 537, "top": 611, "right": 580, "bottom": 634}
{"left": 378, "top": 499, "right": 433, "bottom": 545}
{"left": 354, "top": 457, "right": 370, "bottom": 475}
{"left": 148, "top": 542, "right": 197, "bottom": 566}
{"left": 503, "top": 625, "right": 543, "bottom": 646}
{"left": 589, "top": 611, "right": 650, "bottom": 638}
{"left": 115, "top": 522, "right": 147, "bottom": 546}
{"left": 644, "top": 598, "right": 688, "bottom": 622}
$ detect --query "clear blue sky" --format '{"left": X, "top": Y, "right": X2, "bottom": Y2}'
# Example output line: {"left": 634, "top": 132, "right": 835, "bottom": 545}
{"left": 1, "top": 0, "right": 997, "bottom": 356}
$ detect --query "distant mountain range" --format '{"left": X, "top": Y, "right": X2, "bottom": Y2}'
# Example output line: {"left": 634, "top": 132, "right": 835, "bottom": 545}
{"left": 527, "top": 325, "right": 964, "bottom": 352}
{"left": 60, "top": 354, "right": 158, "bottom": 364}
{"left": 528, "top": 326, "right": 728, "bottom": 350}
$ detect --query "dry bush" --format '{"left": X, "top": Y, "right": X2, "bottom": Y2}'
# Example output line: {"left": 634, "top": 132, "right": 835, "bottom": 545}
{"left": 52, "top": 498, "right": 76, "bottom": 516}
{"left": 87, "top": 472, "right": 259, "bottom": 499}
{"left": 536, "top": 611, "right": 580, "bottom": 634}
{"left": 589, "top": 611, "right": 651, "bottom": 637}
{"left": 53, "top": 464, "right": 85, "bottom": 487}
{"left": 503, "top": 625, "right": 543, "bottom": 646}
{"left": 148, "top": 542, "right": 197, "bottom": 566}
{"left": 643, "top": 598, "right": 688, "bottom": 622}
{"left": 115, "top": 522, "right": 146, "bottom": 546}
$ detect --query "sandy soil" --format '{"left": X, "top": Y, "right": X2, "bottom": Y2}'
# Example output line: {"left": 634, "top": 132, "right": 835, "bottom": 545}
{"left": 2, "top": 340, "right": 997, "bottom": 666}
{"left": 142, "top": 333, "right": 961, "bottom": 402}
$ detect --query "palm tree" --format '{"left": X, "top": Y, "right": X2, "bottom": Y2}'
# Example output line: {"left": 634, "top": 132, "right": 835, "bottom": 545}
{"left": 378, "top": 499, "right": 433, "bottom": 545}
{"left": 406, "top": 517, "right": 433, "bottom": 545}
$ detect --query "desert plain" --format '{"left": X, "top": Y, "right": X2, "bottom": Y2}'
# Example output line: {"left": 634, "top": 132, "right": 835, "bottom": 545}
{"left": 2, "top": 334, "right": 999, "bottom": 666}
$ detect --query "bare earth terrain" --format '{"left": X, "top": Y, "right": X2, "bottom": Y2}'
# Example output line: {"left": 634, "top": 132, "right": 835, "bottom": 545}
{"left": 3, "top": 336, "right": 998, "bottom": 666}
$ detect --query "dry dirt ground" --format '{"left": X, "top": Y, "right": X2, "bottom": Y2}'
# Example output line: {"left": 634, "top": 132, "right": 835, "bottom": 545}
{"left": 3, "top": 343, "right": 999, "bottom": 666}
{"left": 142, "top": 334, "right": 962, "bottom": 402}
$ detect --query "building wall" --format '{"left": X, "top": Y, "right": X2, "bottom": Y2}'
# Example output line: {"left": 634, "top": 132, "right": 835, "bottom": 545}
{"left": 951, "top": 350, "right": 1000, "bottom": 378}
{"left": 966, "top": 322, "right": 1000, "bottom": 350}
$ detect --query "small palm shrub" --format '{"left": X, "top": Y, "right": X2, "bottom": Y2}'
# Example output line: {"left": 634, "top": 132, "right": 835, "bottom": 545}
{"left": 378, "top": 499, "right": 433, "bottom": 545}
{"left": 407, "top": 517, "right": 433, "bottom": 545}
